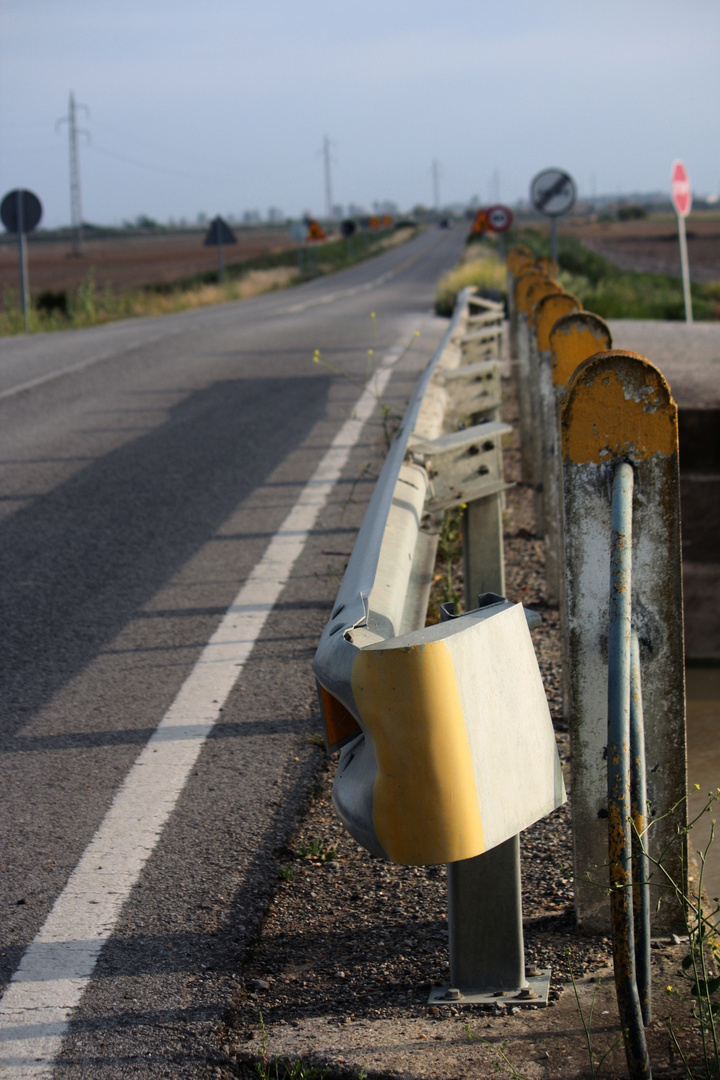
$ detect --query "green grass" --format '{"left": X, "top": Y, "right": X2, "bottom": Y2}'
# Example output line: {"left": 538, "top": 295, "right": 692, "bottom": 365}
{"left": 504, "top": 226, "right": 720, "bottom": 321}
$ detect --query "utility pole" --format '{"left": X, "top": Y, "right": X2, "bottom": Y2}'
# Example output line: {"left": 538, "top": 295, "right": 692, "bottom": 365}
{"left": 322, "top": 135, "right": 333, "bottom": 221}
{"left": 432, "top": 159, "right": 440, "bottom": 214}
{"left": 57, "top": 92, "right": 89, "bottom": 256}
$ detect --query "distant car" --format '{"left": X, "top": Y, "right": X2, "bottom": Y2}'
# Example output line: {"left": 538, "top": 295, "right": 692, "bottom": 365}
{"left": 438, "top": 218, "right": 451, "bottom": 228}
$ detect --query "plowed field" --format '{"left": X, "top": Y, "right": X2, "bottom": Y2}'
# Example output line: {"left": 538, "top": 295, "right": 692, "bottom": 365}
{"left": 566, "top": 213, "right": 720, "bottom": 282}
{"left": 0, "top": 227, "right": 295, "bottom": 297}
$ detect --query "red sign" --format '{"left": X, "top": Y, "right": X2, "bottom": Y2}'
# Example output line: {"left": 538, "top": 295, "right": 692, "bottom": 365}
{"left": 671, "top": 160, "right": 692, "bottom": 218}
{"left": 486, "top": 204, "right": 514, "bottom": 233}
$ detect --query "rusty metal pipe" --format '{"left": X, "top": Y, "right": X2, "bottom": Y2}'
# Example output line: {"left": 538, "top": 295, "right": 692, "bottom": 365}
{"left": 608, "top": 462, "right": 651, "bottom": 1079}
{"left": 630, "top": 629, "right": 652, "bottom": 1026}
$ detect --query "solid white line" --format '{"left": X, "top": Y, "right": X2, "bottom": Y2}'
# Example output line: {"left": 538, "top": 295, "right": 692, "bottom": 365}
{"left": 0, "top": 341, "right": 405, "bottom": 1076}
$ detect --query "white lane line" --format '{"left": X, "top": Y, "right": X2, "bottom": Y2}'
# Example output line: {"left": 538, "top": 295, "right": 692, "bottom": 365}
{"left": 0, "top": 337, "right": 406, "bottom": 1078}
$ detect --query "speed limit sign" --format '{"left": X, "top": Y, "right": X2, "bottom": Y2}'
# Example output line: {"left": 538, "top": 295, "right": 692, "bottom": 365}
{"left": 486, "top": 204, "right": 513, "bottom": 233}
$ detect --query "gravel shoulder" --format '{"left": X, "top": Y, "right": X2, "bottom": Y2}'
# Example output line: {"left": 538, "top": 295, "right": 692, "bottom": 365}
{"left": 214, "top": 352, "right": 708, "bottom": 1080}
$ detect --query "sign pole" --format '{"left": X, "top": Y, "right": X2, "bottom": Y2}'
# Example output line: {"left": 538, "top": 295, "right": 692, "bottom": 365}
{"left": 551, "top": 218, "right": 558, "bottom": 265}
{"left": 16, "top": 191, "right": 29, "bottom": 332}
{"left": 217, "top": 233, "right": 225, "bottom": 286}
{"left": 677, "top": 214, "right": 692, "bottom": 323}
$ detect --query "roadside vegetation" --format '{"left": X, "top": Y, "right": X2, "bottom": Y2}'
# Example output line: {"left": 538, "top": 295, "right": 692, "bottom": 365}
{"left": 436, "top": 224, "right": 720, "bottom": 321}
{"left": 0, "top": 226, "right": 416, "bottom": 337}
{"left": 507, "top": 225, "right": 720, "bottom": 321}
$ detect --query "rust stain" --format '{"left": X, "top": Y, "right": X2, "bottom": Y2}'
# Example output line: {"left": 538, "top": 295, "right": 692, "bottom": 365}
{"left": 562, "top": 351, "right": 678, "bottom": 464}
{"left": 527, "top": 279, "right": 563, "bottom": 325}
{"left": 535, "top": 292, "right": 581, "bottom": 351}
{"left": 551, "top": 312, "right": 612, "bottom": 388}
{"left": 514, "top": 270, "right": 548, "bottom": 314}
{"left": 536, "top": 256, "right": 559, "bottom": 278}
{"left": 507, "top": 247, "right": 534, "bottom": 276}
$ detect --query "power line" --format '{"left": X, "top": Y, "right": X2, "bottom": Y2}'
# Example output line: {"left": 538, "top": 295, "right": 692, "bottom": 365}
{"left": 87, "top": 142, "right": 229, "bottom": 185}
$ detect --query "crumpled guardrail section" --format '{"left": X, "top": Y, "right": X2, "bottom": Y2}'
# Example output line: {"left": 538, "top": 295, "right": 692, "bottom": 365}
{"left": 313, "top": 287, "right": 565, "bottom": 869}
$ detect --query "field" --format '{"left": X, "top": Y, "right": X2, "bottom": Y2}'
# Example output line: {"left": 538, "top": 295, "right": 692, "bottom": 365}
{"left": 0, "top": 226, "right": 296, "bottom": 298}
{"left": 563, "top": 212, "right": 720, "bottom": 282}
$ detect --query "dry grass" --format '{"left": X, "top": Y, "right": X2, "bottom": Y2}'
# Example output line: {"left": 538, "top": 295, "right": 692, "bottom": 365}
{"left": 435, "top": 249, "right": 506, "bottom": 315}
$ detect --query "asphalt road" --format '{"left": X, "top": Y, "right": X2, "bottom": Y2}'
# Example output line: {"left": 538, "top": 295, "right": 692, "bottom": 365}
{"left": 0, "top": 226, "right": 466, "bottom": 1078}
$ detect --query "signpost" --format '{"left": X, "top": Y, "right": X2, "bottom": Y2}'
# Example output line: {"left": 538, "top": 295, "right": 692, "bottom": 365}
{"left": 203, "top": 216, "right": 237, "bottom": 285}
{"left": 289, "top": 221, "right": 309, "bottom": 275}
{"left": 671, "top": 160, "right": 693, "bottom": 323}
{"left": 1, "top": 189, "right": 42, "bottom": 331}
{"left": 485, "top": 204, "right": 513, "bottom": 261}
{"left": 529, "top": 168, "right": 576, "bottom": 263}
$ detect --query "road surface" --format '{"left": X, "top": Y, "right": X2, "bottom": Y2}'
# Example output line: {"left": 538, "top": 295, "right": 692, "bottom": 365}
{"left": 0, "top": 226, "right": 466, "bottom": 1078}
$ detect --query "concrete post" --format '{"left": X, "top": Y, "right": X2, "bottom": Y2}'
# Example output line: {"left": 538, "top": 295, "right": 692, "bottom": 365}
{"left": 561, "top": 350, "right": 686, "bottom": 932}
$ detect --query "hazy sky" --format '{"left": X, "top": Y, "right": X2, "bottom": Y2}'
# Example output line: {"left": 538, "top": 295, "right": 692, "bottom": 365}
{"left": 2, "top": 0, "right": 718, "bottom": 229}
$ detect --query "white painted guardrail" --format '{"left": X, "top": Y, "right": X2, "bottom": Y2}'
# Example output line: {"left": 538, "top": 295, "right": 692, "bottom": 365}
{"left": 313, "top": 287, "right": 565, "bottom": 1004}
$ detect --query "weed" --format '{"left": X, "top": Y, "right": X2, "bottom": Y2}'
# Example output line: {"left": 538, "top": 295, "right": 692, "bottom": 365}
{"left": 426, "top": 504, "right": 465, "bottom": 623}
{"left": 277, "top": 865, "right": 295, "bottom": 883}
{"left": 642, "top": 788, "right": 720, "bottom": 1078}
{"left": 304, "top": 732, "right": 326, "bottom": 750}
{"left": 567, "top": 950, "right": 623, "bottom": 1078}
{"left": 463, "top": 1028, "right": 531, "bottom": 1080}
{"left": 298, "top": 838, "right": 338, "bottom": 863}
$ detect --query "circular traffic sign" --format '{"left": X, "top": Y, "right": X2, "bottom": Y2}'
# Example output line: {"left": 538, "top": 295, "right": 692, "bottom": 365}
{"left": 671, "top": 160, "right": 692, "bottom": 218}
{"left": 529, "top": 169, "right": 576, "bottom": 218}
{"left": 289, "top": 222, "right": 308, "bottom": 244}
{"left": 1, "top": 189, "right": 42, "bottom": 234}
{"left": 485, "top": 204, "right": 513, "bottom": 233}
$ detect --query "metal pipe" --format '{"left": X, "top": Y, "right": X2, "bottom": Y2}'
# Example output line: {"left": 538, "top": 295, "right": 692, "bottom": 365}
{"left": 630, "top": 629, "right": 652, "bottom": 1026}
{"left": 607, "top": 462, "right": 651, "bottom": 1079}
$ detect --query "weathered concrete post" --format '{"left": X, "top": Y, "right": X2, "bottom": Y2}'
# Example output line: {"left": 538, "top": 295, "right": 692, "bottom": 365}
{"left": 514, "top": 270, "right": 553, "bottom": 483}
{"left": 561, "top": 351, "right": 686, "bottom": 931}
{"left": 506, "top": 247, "right": 534, "bottom": 360}
{"left": 523, "top": 277, "right": 564, "bottom": 536}
{"left": 533, "top": 292, "right": 582, "bottom": 605}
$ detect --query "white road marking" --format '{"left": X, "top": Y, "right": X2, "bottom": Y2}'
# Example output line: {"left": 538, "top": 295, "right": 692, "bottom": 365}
{"left": 0, "top": 339, "right": 408, "bottom": 1076}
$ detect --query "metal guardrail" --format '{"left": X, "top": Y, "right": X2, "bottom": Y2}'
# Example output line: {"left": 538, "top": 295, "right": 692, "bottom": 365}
{"left": 313, "top": 286, "right": 566, "bottom": 1002}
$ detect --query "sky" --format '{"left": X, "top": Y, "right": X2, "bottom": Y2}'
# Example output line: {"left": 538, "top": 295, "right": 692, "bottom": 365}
{"left": 1, "top": 0, "right": 719, "bottom": 230}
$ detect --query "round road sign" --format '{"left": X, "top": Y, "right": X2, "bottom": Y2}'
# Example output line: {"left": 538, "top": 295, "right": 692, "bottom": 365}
{"left": 289, "top": 222, "right": 308, "bottom": 244}
{"left": 485, "top": 204, "right": 513, "bottom": 233}
{"left": 529, "top": 169, "right": 576, "bottom": 218}
{"left": 1, "top": 189, "right": 42, "bottom": 234}
{"left": 671, "top": 160, "right": 692, "bottom": 218}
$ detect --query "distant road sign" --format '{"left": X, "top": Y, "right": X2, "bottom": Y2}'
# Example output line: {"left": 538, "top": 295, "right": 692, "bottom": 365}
{"left": 1, "top": 189, "right": 42, "bottom": 234}
{"left": 486, "top": 205, "right": 513, "bottom": 233}
{"left": 671, "top": 160, "right": 692, "bottom": 218}
{"left": 340, "top": 219, "right": 356, "bottom": 238}
{"left": 289, "top": 222, "right": 308, "bottom": 244}
{"left": 203, "top": 216, "right": 237, "bottom": 246}
{"left": 530, "top": 169, "right": 576, "bottom": 217}
{"left": 470, "top": 210, "right": 488, "bottom": 235}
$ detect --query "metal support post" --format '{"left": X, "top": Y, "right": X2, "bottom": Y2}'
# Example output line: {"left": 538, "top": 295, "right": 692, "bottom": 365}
{"left": 607, "top": 464, "right": 651, "bottom": 1079}
{"left": 462, "top": 494, "right": 504, "bottom": 604}
{"left": 447, "top": 836, "right": 524, "bottom": 991}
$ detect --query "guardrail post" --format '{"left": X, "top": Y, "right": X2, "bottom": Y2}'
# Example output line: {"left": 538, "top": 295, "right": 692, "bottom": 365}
{"left": 514, "top": 270, "right": 550, "bottom": 482}
{"left": 549, "top": 313, "right": 613, "bottom": 717}
{"left": 507, "top": 248, "right": 534, "bottom": 360}
{"left": 533, "top": 292, "right": 582, "bottom": 605}
{"left": 524, "top": 278, "right": 564, "bottom": 537}
{"left": 561, "top": 350, "right": 686, "bottom": 931}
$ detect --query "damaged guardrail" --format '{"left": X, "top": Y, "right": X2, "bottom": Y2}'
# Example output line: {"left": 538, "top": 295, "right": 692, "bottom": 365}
{"left": 314, "top": 287, "right": 566, "bottom": 1003}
